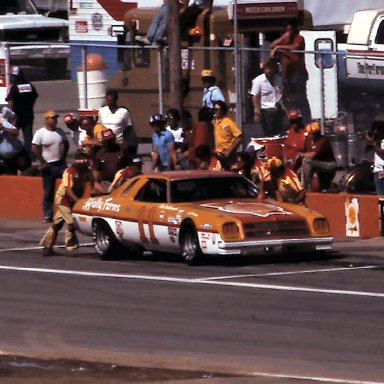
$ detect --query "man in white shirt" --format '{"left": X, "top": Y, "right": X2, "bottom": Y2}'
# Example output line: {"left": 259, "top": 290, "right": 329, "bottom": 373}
{"left": 32, "top": 110, "right": 69, "bottom": 223}
{"left": 98, "top": 90, "right": 138, "bottom": 156}
{"left": 250, "top": 59, "right": 285, "bottom": 136}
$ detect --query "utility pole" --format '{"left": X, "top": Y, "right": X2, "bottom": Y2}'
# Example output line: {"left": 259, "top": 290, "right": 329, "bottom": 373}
{"left": 168, "top": 0, "right": 183, "bottom": 114}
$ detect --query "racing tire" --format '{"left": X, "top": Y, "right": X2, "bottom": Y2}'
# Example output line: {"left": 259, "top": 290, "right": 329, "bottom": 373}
{"left": 92, "top": 220, "right": 121, "bottom": 260}
{"left": 180, "top": 222, "right": 203, "bottom": 265}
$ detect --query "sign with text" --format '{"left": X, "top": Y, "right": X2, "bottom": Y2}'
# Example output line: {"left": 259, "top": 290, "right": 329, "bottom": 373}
{"left": 236, "top": 1, "right": 298, "bottom": 19}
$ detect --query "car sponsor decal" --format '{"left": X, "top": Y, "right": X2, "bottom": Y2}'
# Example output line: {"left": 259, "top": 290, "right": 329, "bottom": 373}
{"left": 159, "top": 210, "right": 165, "bottom": 220}
{"left": 201, "top": 202, "right": 291, "bottom": 217}
{"left": 201, "top": 223, "right": 212, "bottom": 230}
{"left": 82, "top": 197, "right": 121, "bottom": 213}
{"left": 137, "top": 206, "right": 159, "bottom": 244}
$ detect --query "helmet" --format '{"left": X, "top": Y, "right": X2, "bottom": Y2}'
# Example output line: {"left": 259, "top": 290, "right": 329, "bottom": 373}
{"left": 150, "top": 113, "right": 166, "bottom": 125}
{"left": 287, "top": 109, "right": 302, "bottom": 121}
{"left": 267, "top": 156, "right": 283, "bottom": 169}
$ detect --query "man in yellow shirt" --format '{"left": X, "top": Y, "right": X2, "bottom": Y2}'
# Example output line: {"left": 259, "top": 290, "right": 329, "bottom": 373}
{"left": 213, "top": 100, "right": 242, "bottom": 170}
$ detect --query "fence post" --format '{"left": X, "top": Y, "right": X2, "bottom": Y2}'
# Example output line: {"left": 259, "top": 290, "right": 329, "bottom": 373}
{"left": 81, "top": 44, "right": 88, "bottom": 109}
{"left": 157, "top": 47, "right": 164, "bottom": 114}
{"left": 319, "top": 51, "right": 326, "bottom": 134}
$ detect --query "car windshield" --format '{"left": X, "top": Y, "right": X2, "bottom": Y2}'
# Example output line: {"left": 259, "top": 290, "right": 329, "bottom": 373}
{"left": 170, "top": 176, "right": 258, "bottom": 203}
{"left": 0, "top": 0, "right": 36, "bottom": 14}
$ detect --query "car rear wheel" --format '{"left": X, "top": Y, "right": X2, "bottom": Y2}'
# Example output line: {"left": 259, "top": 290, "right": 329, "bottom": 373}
{"left": 93, "top": 220, "right": 120, "bottom": 260}
{"left": 180, "top": 222, "right": 202, "bottom": 265}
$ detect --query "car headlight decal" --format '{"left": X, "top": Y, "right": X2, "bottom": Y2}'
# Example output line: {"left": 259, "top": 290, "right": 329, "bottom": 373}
{"left": 222, "top": 222, "right": 240, "bottom": 240}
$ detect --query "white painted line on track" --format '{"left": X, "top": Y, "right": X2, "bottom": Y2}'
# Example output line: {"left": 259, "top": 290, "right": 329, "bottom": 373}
{"left": 250, "top": 371, "right": 384, "bottom": 384}
{"left": 194, "top": 265, "right": 377, "bottom": 281}
{"left": 0, "top": 243, "right": 94, "bottom": 252}
{"left": 0, "top": 265, "right": 383, "bottom": 298}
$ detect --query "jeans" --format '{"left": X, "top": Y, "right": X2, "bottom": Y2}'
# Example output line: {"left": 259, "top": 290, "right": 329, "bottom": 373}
{"left": 261, "top": 105, "right": 285, "bottom": 136}
{"left": 20, "top": 122, "right": 34, "bottom": 160}
{"left": 147, "top": 4, "right": 168, "bottom": 43}
{"left": 41, "top": 160, "right": 67, "bottom": 219}
{"left": 283, "top": 73, "right": 312, "bottom": 125}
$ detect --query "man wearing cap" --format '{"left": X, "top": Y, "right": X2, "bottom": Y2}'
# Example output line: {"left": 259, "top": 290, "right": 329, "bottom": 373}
{"left": 201, "top": 69, "right": 225, "bottom": 109}
{"left": 268, "top": 156, "right": 305, "bottom": 204}
{"left": 150, "top": 113, "right": 175, "bottom": 171}
{"left": 6, "top": 66, "right": 38, "bottom": 159}
{"left": 40, "top": 151, "right": 93, "bottom": 257}
{"left": 282, "top": 108, "right": 308, "bottom": 170}
{"left": 300, "top": 121, "right": 337, "bottom": 191}
{"left": 32, "top": 110, "right": 69, "bottom": 223}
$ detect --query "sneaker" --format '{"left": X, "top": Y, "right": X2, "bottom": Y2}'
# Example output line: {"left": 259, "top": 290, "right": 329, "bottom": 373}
{"left": 135, "top": 36, "right": 151, "bottom": 45}
{"left": 42, "top": 217, "right": 53, "bottom": 223}
{"left": 42, "top": 247, "right": 55, "bottom": 257}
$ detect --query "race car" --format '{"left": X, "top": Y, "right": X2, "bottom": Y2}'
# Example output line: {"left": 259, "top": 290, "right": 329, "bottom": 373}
{"left": 72, "top": 171, "right": 333, "bottom": 264}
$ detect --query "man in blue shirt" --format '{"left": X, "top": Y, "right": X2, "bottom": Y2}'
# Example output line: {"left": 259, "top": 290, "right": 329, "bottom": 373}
{"left": 151, "top": 113, "right": 175, "bottom": 171}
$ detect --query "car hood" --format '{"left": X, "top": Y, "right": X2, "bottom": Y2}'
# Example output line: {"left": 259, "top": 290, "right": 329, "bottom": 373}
{"left": 197, "top": 199, "right": 302, "bottom": 222}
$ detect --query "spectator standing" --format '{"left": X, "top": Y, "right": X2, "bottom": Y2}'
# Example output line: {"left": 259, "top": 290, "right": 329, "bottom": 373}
{"left": 6, "top": 66, "right": 38, "bottom": 158}
{"left": 201, "top": 69, "right": 225, "bottom": 109}
{"left": 250, "top": 59, "right": 285, "bottom": 136}
{"left": 270, "top": 20, "right": 312, "bottom": 125}
{"left": 32, "top": 111, "right": 69, "bottom": 223}
{"left": 98, "top": 90, "right": 138, "bottom": 157}
{"left": 213, "top": 100, "right": 242, "bottom": 170}
{"left": 150, "top": 113, "right": 175, "bottom": 171}
{"left": 40, "top": 152, "right": 93, "bottom": 257}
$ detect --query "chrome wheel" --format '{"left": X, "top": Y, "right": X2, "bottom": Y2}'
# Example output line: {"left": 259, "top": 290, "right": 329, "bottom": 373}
{"left": 93, "top": 221, "right": 117, "bottom": 259}
{"left": 180, "top": 223, "right": 202, "bottom": 265}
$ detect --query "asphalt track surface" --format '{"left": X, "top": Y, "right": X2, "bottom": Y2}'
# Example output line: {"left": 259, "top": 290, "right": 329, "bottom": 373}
{"left": 0, "top": 219, "right": 383, "bottom": 384}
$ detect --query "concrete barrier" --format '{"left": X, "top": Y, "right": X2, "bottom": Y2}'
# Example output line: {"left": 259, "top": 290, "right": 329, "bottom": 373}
{"left": 0, "top": 175, "right": 382, "bottom": 239}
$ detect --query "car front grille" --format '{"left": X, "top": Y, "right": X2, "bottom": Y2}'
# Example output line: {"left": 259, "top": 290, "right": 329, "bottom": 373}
{"left": 243, "top": 220, "right": 309, "bottom": 239}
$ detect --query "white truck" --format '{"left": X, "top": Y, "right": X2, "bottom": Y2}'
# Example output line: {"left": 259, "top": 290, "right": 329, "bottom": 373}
{"left": 0, "top": 0, "right": 69, "bottom": 79}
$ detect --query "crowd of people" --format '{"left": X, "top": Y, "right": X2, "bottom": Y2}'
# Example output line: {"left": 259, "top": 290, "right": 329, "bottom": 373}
{"left": 3, "top": 15, "right": 384, "bottom": 257}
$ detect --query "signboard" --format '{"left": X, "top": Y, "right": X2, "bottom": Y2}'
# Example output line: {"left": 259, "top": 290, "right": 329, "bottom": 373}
{"left": 345, "top": 197, "right": 360, "bottom": 237}
{"left": 234, "top": 1, "right": 298, "bottom": 20}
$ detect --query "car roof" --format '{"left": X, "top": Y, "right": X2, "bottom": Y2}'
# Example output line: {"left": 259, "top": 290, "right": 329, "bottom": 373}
{"left": 143, "top": 170, "right": 243, "bottom": 181}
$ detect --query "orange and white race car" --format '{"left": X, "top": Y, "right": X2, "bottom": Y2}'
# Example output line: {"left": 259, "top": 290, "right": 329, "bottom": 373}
{"left": 72, "top": 171, "right": 332, "bottom": 264}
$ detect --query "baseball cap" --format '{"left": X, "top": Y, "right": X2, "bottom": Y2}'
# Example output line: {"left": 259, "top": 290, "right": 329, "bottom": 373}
{"left": 101, "top": 128, "right": 116, "bottom": 141}
{"left": 287, "top": 109, "right": 302, "bottom": 121}
{"left": 201, "top": 69, "right": 214, "bottom": 78}
{"left": 64, "top": 112, "right": 75, "bottom": 124}
{"left": 11, "top": 66, "right": 20, "bottom": 76}
{"left": 44, "top": 110, "right": 59, "bottom": 119}
{"left": 149, "top": 113, "right": 166, "bottom": 125}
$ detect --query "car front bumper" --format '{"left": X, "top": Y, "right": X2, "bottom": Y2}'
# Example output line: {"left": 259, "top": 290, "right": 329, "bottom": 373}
{"left": 217, "top": 236, "right": 333, "bottom": 255}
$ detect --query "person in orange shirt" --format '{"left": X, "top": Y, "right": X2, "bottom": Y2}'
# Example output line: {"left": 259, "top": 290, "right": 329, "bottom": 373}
{"left": 282, "top": 108, "right": 308, "bottom": 171}
{"left": 213, "top": 100, "right": 242, "bottom": 170}
{"left": 268, "top": 156, "right": 305, "bottom": 204}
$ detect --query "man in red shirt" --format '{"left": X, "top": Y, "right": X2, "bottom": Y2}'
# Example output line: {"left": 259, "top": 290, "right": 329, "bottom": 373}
{"left": 270, "top": 20, "right": 312, "bottom": 125}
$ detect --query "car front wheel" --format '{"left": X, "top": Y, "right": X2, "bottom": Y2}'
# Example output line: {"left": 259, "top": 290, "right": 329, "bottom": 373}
{"left": 93, "top": 220, "right": 120, "bottom": 260}
{"left": 180, "top": 222, "right": 202, "bottom": 265}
